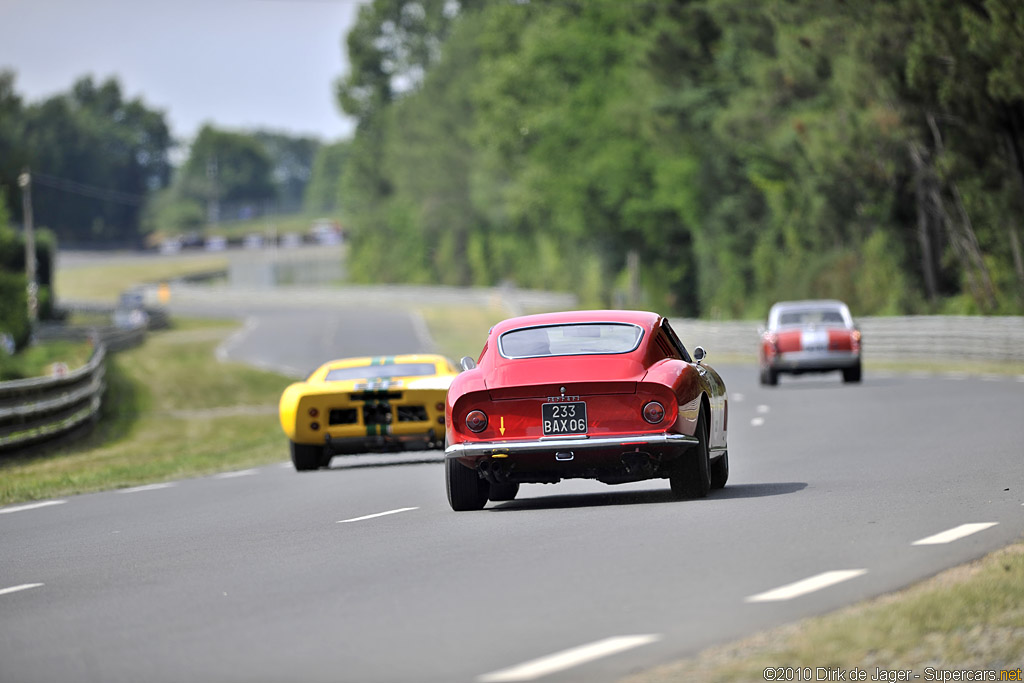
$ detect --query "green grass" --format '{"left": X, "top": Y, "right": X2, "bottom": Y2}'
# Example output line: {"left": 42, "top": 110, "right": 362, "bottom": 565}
{"left": 55, "top": 254, "right": 229, "bottom": 303}
{"left": 0, "top": 320, "right": 291, "bottom": 505}
{"left": 624, "top": 544, "right": 1024, "bottom": 683}
{"left": 418, "top": 304, "right": 510, "bottom": 361}
{"left": 0, "top": 339, "right": 96, "bottom": 381}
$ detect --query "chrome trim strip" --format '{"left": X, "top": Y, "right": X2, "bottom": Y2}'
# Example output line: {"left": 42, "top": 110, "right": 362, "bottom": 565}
{"left": 445, "top": 433, "right": 698, "bottom": 459}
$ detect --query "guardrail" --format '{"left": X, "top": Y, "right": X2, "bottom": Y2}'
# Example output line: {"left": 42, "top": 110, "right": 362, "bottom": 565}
{"left": 0, "top": 305, "right": 169, "bottom": 453}
{"left": 671, "top": 315, "right": 1024, "bottom": 363}
{"left": 0, "top": 344, "right": 106, "bottom": 451}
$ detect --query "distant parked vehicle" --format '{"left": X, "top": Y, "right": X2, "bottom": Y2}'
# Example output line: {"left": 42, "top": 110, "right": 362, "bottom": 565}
{"left": 279, "top": 232, "right": 302, "bottom": 248}
{"left": 311, "top": 219, "right": 343, "bottom": 245}
{"left": 204, "top": 235, "right": 227, "bottom": 251}
{"left": 758, "top": 299, "right": 862, "bottom": 385}
{"left": 159, "top": 237, "right": 181, "bottom": 254}
{"left": 242, "top": 233, "right": 264, "bottom": 250}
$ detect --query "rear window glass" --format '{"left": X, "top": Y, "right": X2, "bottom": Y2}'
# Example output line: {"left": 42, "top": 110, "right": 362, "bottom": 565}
{"left": 499, "top": 323, "right": 643, "bottom": 358}
{"left": 778, "top": 309, "right": 847, "bottom": 326}
{"left": 325, "top": 363, "right": 436, "bottom": 382}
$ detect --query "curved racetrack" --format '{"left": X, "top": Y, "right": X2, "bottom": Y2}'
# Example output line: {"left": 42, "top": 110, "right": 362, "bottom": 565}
{"left": 2, "top": 303, "right": 1022, "bottom": 683}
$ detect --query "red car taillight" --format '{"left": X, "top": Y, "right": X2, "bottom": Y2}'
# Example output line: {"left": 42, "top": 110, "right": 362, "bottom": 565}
{"left": 852, "top": 330, "right": 861, "bottom": 351}
{"left": 642, "top": 401, "right": 665, "bottom": 424}
{"left": 466, "top": 410, "right": 488, "bottom": 433}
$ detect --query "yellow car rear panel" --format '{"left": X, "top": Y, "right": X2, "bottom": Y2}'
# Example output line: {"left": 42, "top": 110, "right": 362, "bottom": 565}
{"left": 279, "top": 354, "right": 456, "bottom": 449}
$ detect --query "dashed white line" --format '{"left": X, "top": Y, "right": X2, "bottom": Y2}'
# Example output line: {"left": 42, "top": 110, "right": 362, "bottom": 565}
{"left": 0, "top": 583, "right": 44, "bottom": 597}
{"left": 213, "top": 469, "right": 259, "bottom": 479}
{"left": 732, "top": 392, "right": 745, "bottom": 402}
{"left": 0, "top": 500, "right": 66, "bottom": 515}
{"left": 337, "top": 507, "right": 419, "bottom": 524}
{"left": 1016, "top": 375, "right": 1024, "bottom": 383}
{"left": 756, "top": 404, "right": 770, "bottom": 414}
{"left": 745, "top": 569, "right": 867, "bottom": 602}
{"left": 477, "top": 634, "right": 662, "bottom": 682}
{"left": 911, "top": 522, "right": 998, "bottom": 546}
{"left": 751, "top": 417, "right": 765, "bottom": 427}
{"left": 216, "top": 316, "right": 258, "bottom": 362}
{"left": 118, "top": 483, "right": 175, "bottom": 494}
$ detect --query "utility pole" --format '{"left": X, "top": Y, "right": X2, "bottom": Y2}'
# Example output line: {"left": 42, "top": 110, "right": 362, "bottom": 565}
{"left": 17, "top": 168, "right": 38, "bottom": 327}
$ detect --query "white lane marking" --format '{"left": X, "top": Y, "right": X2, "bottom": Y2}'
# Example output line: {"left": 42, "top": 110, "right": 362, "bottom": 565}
{"left": 980, "top": 374, "right": 1002, "bottom": 382}
{"left": 751, "top": 417, "right": 765, "bottom": 427}
{"left": 213, "top": 469, "right": 259, "bottom": 479}
{"left": 216, "top": 316, "right": 258, "bottom": 362}
{"left": 756, "top": 404, "right": 770, "bottom": 414}
{"left": 1017, "top": 375, "right": 1024, "bottom": 383}
{"left": 0, "top": 500, "right": 66, "bottom": 515}
{"left": 410, "top": 310, "right": 436, "bottom": 352}
{"left": 477, "top": 634, "right": 662, "bottom": 682}
{"left": 337, "top": 507, "right": 419, "bottom": 524}
{"left": 911, "top": 522, "right": 998, "bottom": 546}
{"left": 118, "top": 483, "right": 174, "bottom": 494}
{"left": 0, "top": 583, "right": 44, "bottom": 597}
{"left": 745, "top": 569, "right": 867, "bottom": 602}
{"left": 943, "top": 372, "right": 969, "bottom": 380}
{"left": 732, "top": 392, "right": 745, "bottom": 402}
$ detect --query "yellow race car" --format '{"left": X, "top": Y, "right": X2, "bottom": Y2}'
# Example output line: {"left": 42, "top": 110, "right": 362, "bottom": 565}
{"left": 279, "top": 354, "right": 458, "bottom": 470}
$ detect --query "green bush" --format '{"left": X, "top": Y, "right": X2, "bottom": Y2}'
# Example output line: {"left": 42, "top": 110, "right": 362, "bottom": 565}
{"left": 0, "top": 269, "right": 29, "bottom": 350}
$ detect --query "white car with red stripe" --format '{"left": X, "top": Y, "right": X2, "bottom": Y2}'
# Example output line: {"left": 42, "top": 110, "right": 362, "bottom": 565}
{"left": 758, "top": 300, "right": 861, "bottom": 385}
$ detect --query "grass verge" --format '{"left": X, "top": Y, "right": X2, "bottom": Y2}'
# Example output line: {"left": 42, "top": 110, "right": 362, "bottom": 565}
{"left": 0, "top": 339, "right": 95, "bottom": 381}
{"left": 624, "top": 544, "right": 1024, "bottom": 683}
{"left": 417, "top": 304, "right": 511, "bottom": 361}
{"left": 55, "top": 253, "right": 229, "bottom": 303}
{"left": 0, "top": 320, "right": 291, "bottom": 505}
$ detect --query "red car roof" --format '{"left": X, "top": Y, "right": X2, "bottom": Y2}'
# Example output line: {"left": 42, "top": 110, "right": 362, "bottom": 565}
{"left": 489, "top": 310, "right": 662, "bottom": 337}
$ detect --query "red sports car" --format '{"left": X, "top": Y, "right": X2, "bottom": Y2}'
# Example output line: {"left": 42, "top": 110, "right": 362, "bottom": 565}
{"left": 444, "top": 310, "right": 729, "bottom": 511}
{"left": 758, "top": 299, "right": 862, "bottom": 386}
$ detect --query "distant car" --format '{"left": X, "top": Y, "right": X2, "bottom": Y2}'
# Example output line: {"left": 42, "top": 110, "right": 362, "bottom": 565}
{"left": 279, "top": 232, "right": 302, "bottom": 248}
{"left": 311, "top": 219, "right": 343, "bottom": 245}
{"left": 279, "top": 354, "right": 458, "bottom": 471}
{"left": 243, "top": 233, "right": 264, "bottom": 249}
{"left": 204, "top": 235, "right": 227, "bottom": 251}
{"left": 443, "top": 310, "right": 729, "bottom": 511}
{"left": 758, "top": 299, "right": 861, "bottom": 386}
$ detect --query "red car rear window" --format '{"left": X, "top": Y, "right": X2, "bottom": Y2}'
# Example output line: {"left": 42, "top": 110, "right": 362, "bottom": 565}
{"left": 499, "top": 323, "right": 643, "bottom": 358}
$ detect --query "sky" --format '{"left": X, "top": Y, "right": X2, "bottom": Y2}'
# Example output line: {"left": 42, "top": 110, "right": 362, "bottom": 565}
{"left": 0, "top": 0, "right": 364, "bottom": 144}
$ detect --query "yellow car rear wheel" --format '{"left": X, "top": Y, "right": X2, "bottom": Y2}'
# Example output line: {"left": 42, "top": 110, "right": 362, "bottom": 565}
{"left": 291, "top": 441, "right": 324, "bottom": 471}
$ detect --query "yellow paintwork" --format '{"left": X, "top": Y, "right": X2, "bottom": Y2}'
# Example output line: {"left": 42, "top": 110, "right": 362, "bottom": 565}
{"left": 279, "top": 354, "right": 458, "bottom": 446}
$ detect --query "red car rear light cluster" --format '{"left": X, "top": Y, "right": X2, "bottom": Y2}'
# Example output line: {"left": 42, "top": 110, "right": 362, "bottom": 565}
{"left": 466, "top": 410, "right": 488, "bottom": 433}
{"left": 642, "top": 401, "right": 665, "bottom": 424}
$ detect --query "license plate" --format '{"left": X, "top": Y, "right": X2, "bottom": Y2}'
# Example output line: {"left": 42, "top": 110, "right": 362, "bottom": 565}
{"left": 542, "top": 402, "right": 587, "bottom": 436}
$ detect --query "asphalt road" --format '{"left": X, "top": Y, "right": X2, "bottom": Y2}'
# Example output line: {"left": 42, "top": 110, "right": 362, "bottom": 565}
{"left": 2, "top": 302, "right": 1023, "bottom": 683}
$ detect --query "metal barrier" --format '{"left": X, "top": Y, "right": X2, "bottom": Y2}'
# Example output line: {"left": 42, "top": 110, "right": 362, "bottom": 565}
{"left": 0, "top": 344, "right": 106, "bottom": 451}
{"left": 671, "top": 315, "right": 1024, "bottom": 363}
{"left": 0, "top": 307, "right": 164, "bottom": 453}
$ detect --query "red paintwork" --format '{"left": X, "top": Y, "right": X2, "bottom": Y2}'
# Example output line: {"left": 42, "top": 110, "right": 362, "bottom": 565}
{"left": 758, "top": 327, "right": 861, "bottom": 360}
{"left": 446, "top": 310, "right": 728, "bottom": 461}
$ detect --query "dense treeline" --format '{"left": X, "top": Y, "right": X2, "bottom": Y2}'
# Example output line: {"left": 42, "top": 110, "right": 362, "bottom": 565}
{"left": 336, "top": 0, "right": 1024, "bottom": 316}
{"left": 0, "top": 72, "right": 172, "bottom": 247}
{"left": 0, "top": 71, "right": 329, "bottom": 245}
